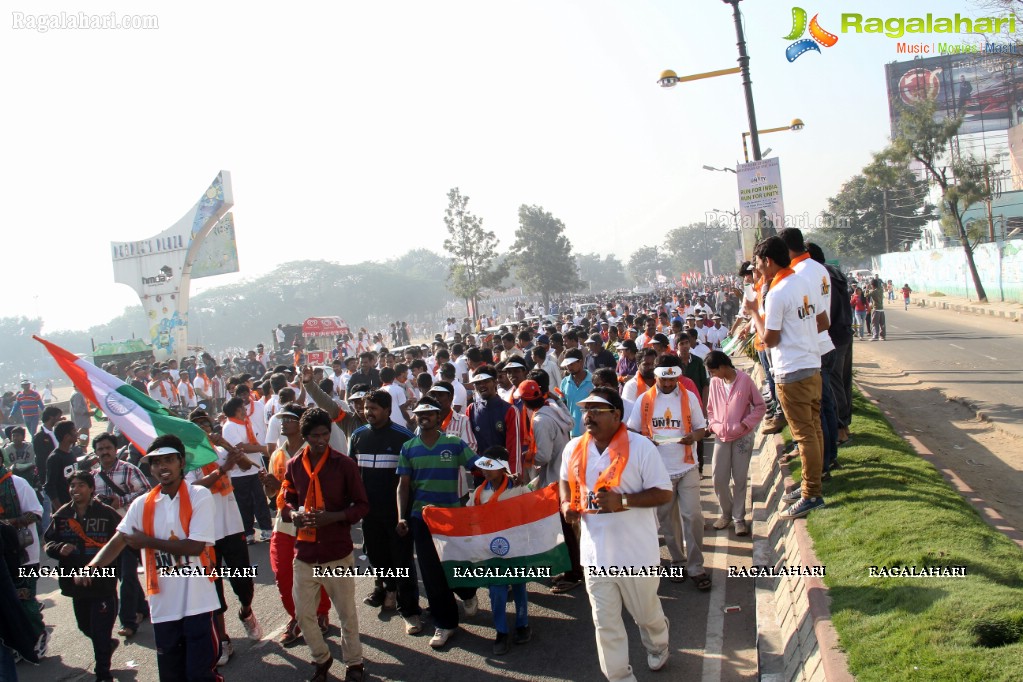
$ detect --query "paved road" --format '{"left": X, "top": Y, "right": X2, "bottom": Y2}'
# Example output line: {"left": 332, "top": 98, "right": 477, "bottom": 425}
{"left": 16, "top": 472, "right": 759, "bottom": 682}
{"left": 857, "top": 305, "right": 1023, "bottom": 436}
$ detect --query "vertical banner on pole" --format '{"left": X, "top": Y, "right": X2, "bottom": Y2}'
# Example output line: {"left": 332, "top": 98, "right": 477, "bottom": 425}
{"left": 736, "top": 158, "right": 785, "bottom": 261}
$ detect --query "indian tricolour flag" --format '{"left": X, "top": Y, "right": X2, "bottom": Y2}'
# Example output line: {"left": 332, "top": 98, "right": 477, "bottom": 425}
{"left": 422, "top": 483, "right": 571, "bottom": 588}
{"left": 34, "top": 336, "right": 217, "bottom": 471}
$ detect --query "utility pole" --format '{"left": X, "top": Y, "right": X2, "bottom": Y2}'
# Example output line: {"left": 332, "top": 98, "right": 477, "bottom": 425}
{"left": 883, "top": 189, "right": 891, "bottom": 253}
{"left": 985, "top": 163, "right": 995, "bottom": 241}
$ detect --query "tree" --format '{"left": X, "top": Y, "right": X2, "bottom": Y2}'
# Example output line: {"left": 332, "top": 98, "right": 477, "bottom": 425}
{"left": 576, "top": 253, "right": 627, "bottom": 292}
{"left": 626, "top": 245, "right": 671, "bottom": 286}
{"left": 509, "top": 205, "right": 583, "bottom": 308}
{"left": 879, "top": 100, "right": 991, "bottom": 301}
{"left": 820, "top": 162, "right": 931, "bottom": 262}
{"left": 442, "top": 188, "right": 505, "bottom": 317}
{"left": 663, "top": 222, "right": 735, "bottom": 277}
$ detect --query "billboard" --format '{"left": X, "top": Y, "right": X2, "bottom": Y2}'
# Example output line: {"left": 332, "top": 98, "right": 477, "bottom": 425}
{"left": 736, "top": 158, "right": 785, "bottom": 261}
{"left": 886, "top": 53, "right": 1023, "bottom": 136}
{"left": 191, "top": 212, "right": 240, "bottom": 280}
{"left": 110, "top": 171, "right": 234, "bottom": 360}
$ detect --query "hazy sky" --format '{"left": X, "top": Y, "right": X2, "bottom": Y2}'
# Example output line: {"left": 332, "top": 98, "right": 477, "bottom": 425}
{"left": 2, "top": 0, "right": 990, "bottom": 331}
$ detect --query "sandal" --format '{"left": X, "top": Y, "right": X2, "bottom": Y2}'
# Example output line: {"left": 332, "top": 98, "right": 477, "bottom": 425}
{"left": 692, "top": 574, "right": 712, "bottom": 591}
{"left": 669, "top": 564, "right": 686, "bottom": 583}
{"left": 551, "top": 577, "right": 582, "bottom": 594}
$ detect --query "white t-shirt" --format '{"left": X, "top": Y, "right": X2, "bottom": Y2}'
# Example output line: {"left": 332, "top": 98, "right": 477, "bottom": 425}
{"left": 193, "top": 375, "right": 212, "bottom": 399}
{"left": 706, "top": 325, "right": 728, "bottom": 349}
{"left": 243, "top": 400, "right": 267, "bottom": 444}
{"left": 118, "top": 484, "right": 217, "bottom": 624}
{"left": 452, "top": 356, "right": 470, "bottom": 383}
{"left": 764, "top": 272, "right": 821, "bottom": 376}
{"left": 690, "top": 344, "right": 710, "bottom": 361}
{"left": 221, "top": 420, "right": 264, "bottom": 478}
{"left": 12, "top": 474, "right": 43, "bottom": 564}
{"left": 626, "top": 388, "right": 707, "bottom": 476}
{"left": 559, "top": 431, "right": 671, "bottom": 567}
{"left": 385, "top": 383, "right": 409, "bottom": 428}
{"left": 792, "top": 256, "right": 836, "bottom": 356}
{"left": 185, "top": 447, "right": 244, "bottom": 540}
{"left": 148, "top": 380, "right": 174, "bottom": 408}
{"left": 621, "top": 376, "right": 654, "bottom": 403}
{"left": 452, "top": 381, "right": 468, "bottom": 411}
{"left": 177, "top": 381, "right": 197, "bottom": 408}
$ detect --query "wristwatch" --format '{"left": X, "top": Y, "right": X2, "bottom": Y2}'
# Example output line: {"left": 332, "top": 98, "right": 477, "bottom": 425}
{"left": 620, "top": 494, "right": 630, "bottom": 511}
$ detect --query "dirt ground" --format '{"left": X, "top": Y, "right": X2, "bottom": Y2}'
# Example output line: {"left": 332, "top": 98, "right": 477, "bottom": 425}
{"left": 853, "top": 342, "right": 1023, "bottom": 535}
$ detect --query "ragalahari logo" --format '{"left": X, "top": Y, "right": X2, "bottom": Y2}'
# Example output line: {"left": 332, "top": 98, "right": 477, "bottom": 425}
{"left": 784, "top": 7, "right": 838, "bottom": 62}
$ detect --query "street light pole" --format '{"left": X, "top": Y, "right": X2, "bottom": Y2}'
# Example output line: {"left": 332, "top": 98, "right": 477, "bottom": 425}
{"left": 723, "top": 0, "right": 762, "bottom": 162}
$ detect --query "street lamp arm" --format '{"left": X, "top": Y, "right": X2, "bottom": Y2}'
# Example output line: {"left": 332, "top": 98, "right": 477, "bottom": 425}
{"left": 658, "top": 66, "right": 741, "bottom": 87}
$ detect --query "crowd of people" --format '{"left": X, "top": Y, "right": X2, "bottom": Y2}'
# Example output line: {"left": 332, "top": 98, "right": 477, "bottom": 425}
{"left": 0, "top": 227, "right": 871, "bottom": 682}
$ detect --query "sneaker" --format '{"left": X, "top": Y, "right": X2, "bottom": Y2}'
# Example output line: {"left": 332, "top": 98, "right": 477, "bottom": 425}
{"left": 712, "top": 516, "right": 730, "bottom": 530}
{"left": 779, "top": 496, "right": 825, "bottom": 519}
{"left": 240, "top": 608, "right": 263, "bottom": 640}
{"left": 734, "top": 520, "right": 749, "bottom": 536}
{"left": 259, "top": 529, "right": 273, "bottom": 542}
{"left": 363, "top": 590, "right": 385, "bottom": 607}
{"left": 217, "top": 639, "right": 233, "bottom": 667}
{"left": 34, "top": 630, "right": 49, "bottom": 659}
{"left": 279, "top": 619, "right": 302, "bottom": 645}
{"left": 310, "top": 656, "right": 333, "bottom": 682}
{"left": 493, "top": 632, "right": 510, "bottom": 655}
{"left": 821, "top": 471, "right": 832, "bottom": 482}
{"left": 514, "top": 625, "right": 532, "bottom": 645}
{"left": 382, "top": 591, "right": 397, "bottom": 611}
{"left": 317, "top": 613, "right": 329, "bottom": 634}
{"left": 403, "top": 614, "right": 423, "bottom": 635}
{"left": 461, "top": 595, "right": 478, "bottom": 617}
{"left": 245, "top": 533, "right": 255, "bottom": 545}
{"left": 429, "top": 627, "right": 456, "bottom": 649}
{"left": 781, "top": 488, "right": 802, "bottom": 505}
{"left": 648, "top": 647, "right": 669, "bottom": 671}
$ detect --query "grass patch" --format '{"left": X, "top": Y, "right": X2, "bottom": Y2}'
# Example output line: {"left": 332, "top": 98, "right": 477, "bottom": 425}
{"left": 928, "top": 291, "right": 946, "bottom": 297}
{"left": 784, "top": 390, "right": 1023, "bottom": 681}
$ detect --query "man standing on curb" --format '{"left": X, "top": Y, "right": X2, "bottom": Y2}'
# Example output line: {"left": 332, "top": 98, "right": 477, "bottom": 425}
{"left": 745, "top": 236, "right": 825, "bottom": 520}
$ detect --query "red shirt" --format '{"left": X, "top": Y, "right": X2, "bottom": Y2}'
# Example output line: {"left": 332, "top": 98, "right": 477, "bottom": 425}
{"left": 283, "top": 448, "right": 370, "bottom": 564}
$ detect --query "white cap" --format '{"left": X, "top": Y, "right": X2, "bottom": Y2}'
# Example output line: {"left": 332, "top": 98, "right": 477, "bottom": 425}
{"left": 411, "top": 402, "right": 441, "bottom": 414}
{"left": 142, "top": 446, "right": 183, "bottom": 459}
{"left": 427, "top": 385, "right": 451, "bottom": 394}
{"left": 470, "top": 372, "right": 494, "bottom": 382}
{"left": 504, "top": 361, "right": 526, "bottom": 369}
{"left": 576, "top": 394, "right": 615, "bottom": 407}
{"left": 347, "top": 390, "right": 369, "bottom": 401}
{"left": 560, "top": 356, "right": 582, "bottom": 368}
{"left": 475, "top": 457, "right": 510, "bottom": 472}
{"left": 654, "top": 366, "right": 682, "bottom": 379}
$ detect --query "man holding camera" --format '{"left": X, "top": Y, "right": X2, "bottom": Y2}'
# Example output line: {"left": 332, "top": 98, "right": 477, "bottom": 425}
{"left": 90, "top": 433, "right": 152, "bottom": 638}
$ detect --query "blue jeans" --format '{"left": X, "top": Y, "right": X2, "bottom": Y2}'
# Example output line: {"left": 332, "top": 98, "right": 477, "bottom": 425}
{"left": 820, "top": 351, "right": 839, "bottom": 472}
{"left": 489, "top": 583, "right": 528, "bottom": 634}
{"left": 23, "top": 416, "right": 39, "bottom": 436}
{"left": 0, "top": 644, "right": 16, "bottom": 680}
{"left": 118, "top": 548, "right": 149, "bottom": 629}
{"left": 757, "top": 350, "right": 777, "bottom": 407}
{"left": 36, "top": 493, "right": 52, "bottom": 541}
{"left": 855, "top": 311, "right": 866, "bottom": 338}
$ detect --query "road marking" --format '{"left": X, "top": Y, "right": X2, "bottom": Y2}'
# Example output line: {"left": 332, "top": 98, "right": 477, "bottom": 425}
{"left": 949, "top": 343, "right": 965, "bottom": 350}
{"left": 984, "top": 355, "right": 998, "bottom": 361}
{"left": 701, "top": 530, "right": 727, "bottom": 682}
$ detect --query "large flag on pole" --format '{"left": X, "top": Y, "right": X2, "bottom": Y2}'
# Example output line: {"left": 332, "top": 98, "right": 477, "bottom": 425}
{"left": 34, "top": 336, "right": 217, "bottom": 472}
{"left": 422, "top": 484, "right": 571, "bottom": 588}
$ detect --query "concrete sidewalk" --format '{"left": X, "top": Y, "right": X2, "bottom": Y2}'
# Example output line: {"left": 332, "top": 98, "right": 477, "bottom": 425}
{"left": 914, "top": 293, "right": 1023, "bottom": 323}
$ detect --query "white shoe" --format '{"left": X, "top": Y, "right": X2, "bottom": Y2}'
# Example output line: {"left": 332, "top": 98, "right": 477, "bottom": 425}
{"left": 240, "top": 608, "right": 263, "bottom": 640}
{"left": 217, "top": 639, "right": 233, "bottom": 667}
{"left": 461, "top": 595, "right": 478, "bottom": 617}
{"left": 648, "top": 647, "right": 669, "bottom": 671}
{"left": 429, "top": 627, "right": 456, "bottom": 648}
{"left": 259, "top": 529, "right": 273, "bottom": 542}
{"left": 403, "top": 614, "right": 423, "bottom": 635}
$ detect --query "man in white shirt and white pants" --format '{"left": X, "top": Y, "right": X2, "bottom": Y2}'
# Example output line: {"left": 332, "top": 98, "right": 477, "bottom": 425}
{"left": 560, "top": 388, "right": 674, "bottom": 682}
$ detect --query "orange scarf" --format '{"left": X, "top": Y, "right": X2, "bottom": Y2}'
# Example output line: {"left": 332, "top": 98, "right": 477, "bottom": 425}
{"left": 639, "top": 386, "right": 694, "bottom": 464}
{"left": 439, "top": 411, "right": 453, "bottom": 434}
{"left": 295, "top": 446, "right": 329, "bottom": 542}
{"left": 181, "top": 382, "right": 195, "bottom": 401}
{"left": 769, "top": 267, "right": 795, "bottom": 290}
{"left": 789, "top": 252, "right": 811, "bottom": 268}
{"left": 200, "top": 461, "right": 233, "bottom": 496}
{"left": 141, "top": 481, "right": 215, "bottom": 595}
{"left": 566, "top": 423, "right": 630, "bottom": 513}
{"left": 636, "top": 373, "right": 650, "bottom": 394}
{"left": 67, "top": 516, "right": 106, "bottom": 548}
{"left": 474, "top": 475, "right": 509, "bottom": 505}
{"left": 228, "top": 417, "right": 257, "bottom": 445}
